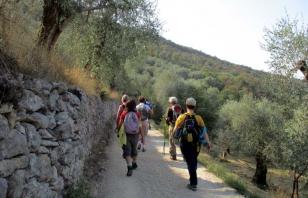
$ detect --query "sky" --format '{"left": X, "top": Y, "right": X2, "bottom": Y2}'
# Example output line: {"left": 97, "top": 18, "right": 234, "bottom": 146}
{"left": 156, "top": 0, "right": 308, "bottom": 72}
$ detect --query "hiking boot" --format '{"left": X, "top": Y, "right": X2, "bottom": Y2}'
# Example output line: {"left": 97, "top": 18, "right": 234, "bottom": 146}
{"left": 132, "top": 162, "right": 138, "bottom": 170}
{"left": 127, "top": 166, "right": 133, "bottom": 176}
{"left": 170, "top": 155, "right": 177, "bottom": 161}
{"left": 186, "top": 184, "right": 197, "bottom": 191}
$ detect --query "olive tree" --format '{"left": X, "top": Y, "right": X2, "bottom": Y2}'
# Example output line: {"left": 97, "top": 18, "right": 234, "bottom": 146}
{"left": 280, "top": 102, "right": 308, "bottom": 198}
{"left": 217, "top": 96, "right": 285, "bottom": 188}
{"left": 38, "top": 0, "right": 160, "bottom": 51}
{"left": 263, "top": 15, "right": 308, "bottom": 197}
{"left": 263, "top": 16, "right": 308, "bottom": 80}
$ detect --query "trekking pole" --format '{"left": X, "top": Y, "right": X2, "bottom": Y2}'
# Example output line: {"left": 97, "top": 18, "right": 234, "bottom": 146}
{"left": 162, "top": 116, "right": 166, "bottom": 155}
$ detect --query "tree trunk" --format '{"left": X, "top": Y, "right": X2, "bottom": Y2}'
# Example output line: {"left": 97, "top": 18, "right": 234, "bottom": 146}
{"left": 291, "top": 176, "right": 299, "bottom": 198}
{"left": 252, "top": 152, "right": 268, "bottom": 189}
{"left": 37, "top": 0, "right": 61, "bottom": 51}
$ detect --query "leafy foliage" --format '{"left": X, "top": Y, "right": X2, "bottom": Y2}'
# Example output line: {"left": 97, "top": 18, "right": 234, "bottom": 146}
{"left": 263, "top": 16, "right": 308, "bottom": 78}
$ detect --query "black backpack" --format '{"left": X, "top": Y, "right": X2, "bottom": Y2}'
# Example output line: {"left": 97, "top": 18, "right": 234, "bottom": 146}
{"left": 180, "top": 115, "right": 201, "bottom": 143}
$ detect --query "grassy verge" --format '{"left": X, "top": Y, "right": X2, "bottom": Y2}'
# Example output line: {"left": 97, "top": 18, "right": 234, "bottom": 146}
{"left": 152, "top": 122, "right": 261, "bottom": 197}
{"left": 198, "top": 152, "right": 261, "bottom": 198}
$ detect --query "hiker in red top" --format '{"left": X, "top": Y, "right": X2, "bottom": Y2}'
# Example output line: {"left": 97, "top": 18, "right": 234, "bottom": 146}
{"left": 117, "top": 99, "right": 142, "bottom": 176}
{"left": 116, "top": 94, "right": 129, "bottom": 127}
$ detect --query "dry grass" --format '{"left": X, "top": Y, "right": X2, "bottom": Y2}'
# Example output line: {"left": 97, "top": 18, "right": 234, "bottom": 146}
{"left": 0, "top": 16, "right": 103, "bottom": 96}
{"left": 64, "top": 67, "right": 98, "bottom": 96}
{"left": 205, "top": 148, "right": 308, "bottom": 198}
{"left": 108, "top": 90, "right": 120, "bottom": 100}
{"left": 196, "top": 144, "right": 308, "bottom": 198}
{"left": 268, "top": 188, "right": 290, "bottom": 198}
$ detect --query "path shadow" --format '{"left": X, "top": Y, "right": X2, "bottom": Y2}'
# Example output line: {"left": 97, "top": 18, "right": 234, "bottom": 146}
{"left": 143, "top": 130, "right": 242, "bottom": 198}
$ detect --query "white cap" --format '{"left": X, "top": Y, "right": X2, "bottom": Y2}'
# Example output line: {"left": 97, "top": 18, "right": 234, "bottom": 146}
{"left": 168, "top": 96, "right": 178, "bottom": 104}
{"left": 186, "top": 97, "right": 196, "bottom": 106}
{"left": 121, "top": 94, "right": 129, "bottom": 104}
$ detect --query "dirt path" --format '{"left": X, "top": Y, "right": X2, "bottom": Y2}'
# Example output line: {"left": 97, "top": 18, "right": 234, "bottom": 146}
{"left": 90, "top": 129, "right": 243, "bottom": 198}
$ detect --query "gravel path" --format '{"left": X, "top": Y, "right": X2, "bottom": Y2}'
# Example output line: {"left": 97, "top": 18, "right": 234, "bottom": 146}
{"left": 90, "top": 129, "right": 243, "bottom": 198}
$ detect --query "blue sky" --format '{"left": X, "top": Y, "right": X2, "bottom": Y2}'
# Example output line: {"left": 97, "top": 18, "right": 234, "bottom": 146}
{"left": 156, "top": 0, "right": 308, "bottom": 71}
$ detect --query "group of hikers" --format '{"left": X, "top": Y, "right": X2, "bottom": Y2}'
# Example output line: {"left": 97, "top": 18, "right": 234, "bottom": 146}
{"left": 115, "top": 94, "right": 211, "bottom": 191}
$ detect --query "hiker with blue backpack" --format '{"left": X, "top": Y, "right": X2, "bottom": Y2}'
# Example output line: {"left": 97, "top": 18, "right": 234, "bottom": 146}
{"left": 173, "top": 97, "right": 211, "bottom": 191}
{"left": 136, "top": 96, "right": 153, "bottom": 152}
{"left": 117, "top": 99, "right": 142, "bottom": 176}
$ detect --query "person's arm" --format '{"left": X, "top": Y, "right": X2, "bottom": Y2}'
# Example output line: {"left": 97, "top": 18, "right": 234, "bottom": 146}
{"left": 198, "top": 116, "right": 211, "bottom": 151}
{"left": 116, "top": 105, "right": 123, "bottom": 126}
{"left": 173, "top": 114, "right": 184, "bottom": 133}
{"left": 166, "top": 108, "right": 173, "bottom": 125}
{"left": 149, "top": 108, "right": 153, "bottom": 115}
{"left": 116, "top": 111, "right": 125, "bottom": 132}
{"left": 204, "top": 129, "right": 211, "bottom": 151}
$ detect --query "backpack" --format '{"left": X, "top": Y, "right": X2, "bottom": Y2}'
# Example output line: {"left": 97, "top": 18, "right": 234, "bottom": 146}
{"left": 170, "top": 104, "right": 182, "bottom": 124}
{"left": 124, "top": 112, "right": 139, "bottom": 134}
{"left": 176, "top": 114, "right": 201, "bottom": 143}
{"left": 137, "top": 103, "right": 149, "bottom": 121}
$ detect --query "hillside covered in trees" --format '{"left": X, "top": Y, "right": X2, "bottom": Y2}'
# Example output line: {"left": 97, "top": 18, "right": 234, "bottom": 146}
{"left": 124, "top": 37, "right": 268, "bottom": 128}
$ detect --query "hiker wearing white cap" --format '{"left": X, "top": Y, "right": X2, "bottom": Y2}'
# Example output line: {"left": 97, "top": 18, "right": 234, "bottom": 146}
{"left": 116, "top": 95, "right": 129, "bottom": 127}
{"left": 165, "top": 96, "right": 182, "bottom": 160}
{"left": 173, "top": 97, "right": 211, "bottom": 191}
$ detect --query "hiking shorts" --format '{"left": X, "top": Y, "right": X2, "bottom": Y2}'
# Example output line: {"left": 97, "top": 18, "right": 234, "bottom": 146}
{"left": 123, "top": 133, "right": 139, "bottom": 158}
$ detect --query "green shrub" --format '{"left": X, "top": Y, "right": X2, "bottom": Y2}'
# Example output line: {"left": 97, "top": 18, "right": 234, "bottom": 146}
{"left": 65, "top": 180, "right": 90, "bottom": 198}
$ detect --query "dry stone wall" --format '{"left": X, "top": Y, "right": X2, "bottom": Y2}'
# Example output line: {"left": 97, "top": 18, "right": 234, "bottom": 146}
{"left": 0, "top": 74, "right": 117, "bottom": 198}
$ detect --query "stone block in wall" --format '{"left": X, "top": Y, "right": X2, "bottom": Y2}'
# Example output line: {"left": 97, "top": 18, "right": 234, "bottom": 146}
{"left": 52, "top": 82, "right": 67, "bottom": 94}
{"left": 0, "top": 103, "right": 13, "bottom": 114}
{"left": 41, "top": 140, "right": 59, "bottom": 148}
{"left": 53, "top": 118, "right": 77, "bottom": 140}
{"left": 7, "top": 110, "right": 17, "bottom": 128}
{"left": 62, "top": 92, "right": 81, "bottom": 106}
{"left": 7, "top": 169, "right": 27, "bottom": 198}
{"left": 38, "top": 146, "right": 50, "bottom": 154}
{"left": 23, "top": 123, "right": 41, "bottom": 152}
{"left": 26, "top": 113, "right": 50, "bottom": 129}
{"left": 50, "top": 175, "right": 64, "bottom": 193}
{"left": 48, "top": 90, "right": 59, "bottom": 111}
{"left": 0, "top": 115, "right": 9, "bottom": 140}
{"left": 29, "top": 154, "right": 54, "bottom": 183}
{"left": 56, "top": 99, "right": 67, "bottom": 112}
{"left": 38, "top": 129, "right": 55, "bottom": 140}
{"left": 0, "top": 129, "right": 28, "bottom": 160}
{"left": 15, "top": 123, "right": 26, "bottom": 135}
{"left": 66, "top": 103, "right": 79, "bottom": 120}
{"left": 46, "top": 112, "right": 57, "bottom": 130}
{"left": 21, "top": 178, "right": 57, "bottom": 198}
{"left": 0, "top": 156, "right": 29, "bottom": 177}
{"left": 49, "top": 149, "right": 60, "bottom": 166}
{"left": 0, "top": 178, "right": 8, "bottom": 198}
{"left": 18, "top": 90, "right": 44, "bottom": 112}
{"left": 24, "top": 79, "right": 52, "bottom": 95}
{"left": 54, "top": 112, "right": 69, "bottom": 125}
